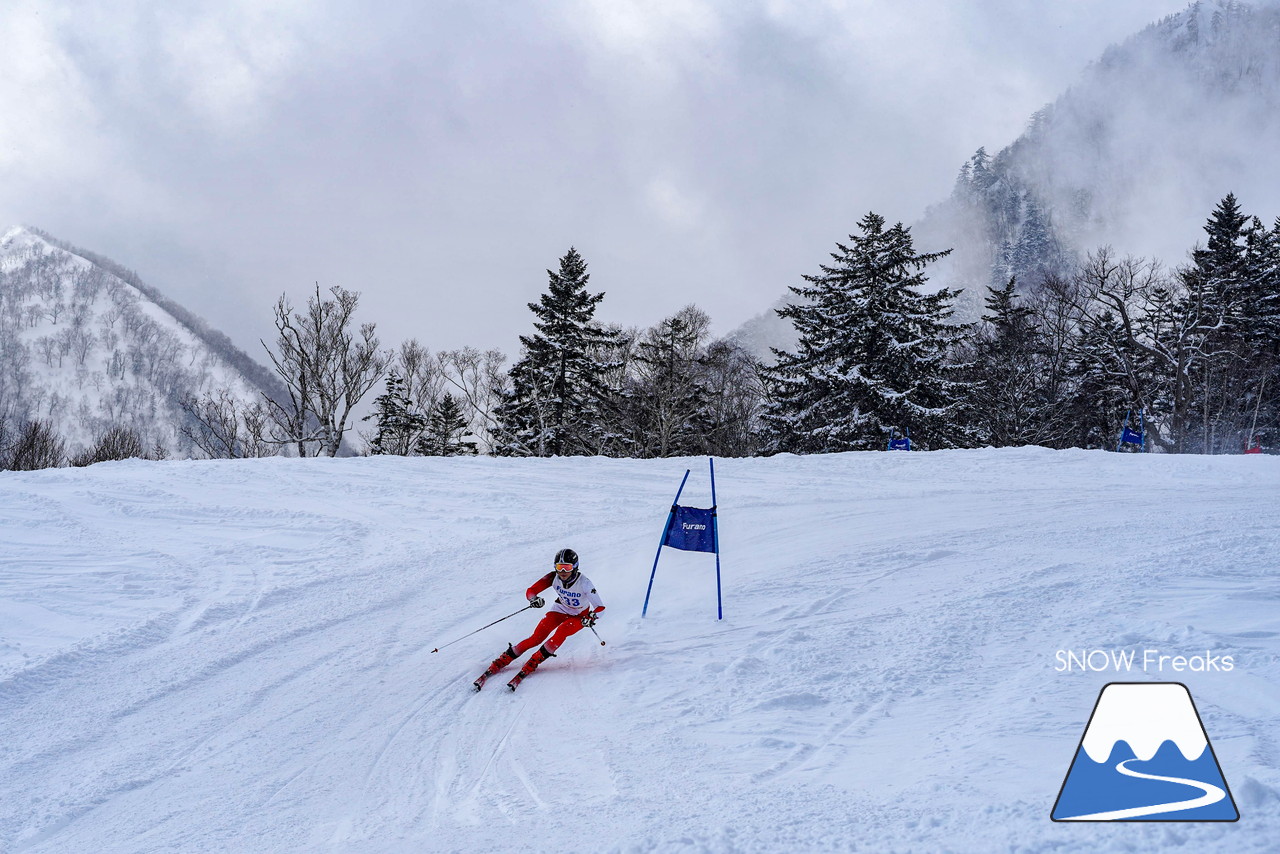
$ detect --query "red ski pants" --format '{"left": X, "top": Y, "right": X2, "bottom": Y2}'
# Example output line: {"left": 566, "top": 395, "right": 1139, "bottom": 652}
{"left": 514, "top": 611, "right": 584, "bottom": 656}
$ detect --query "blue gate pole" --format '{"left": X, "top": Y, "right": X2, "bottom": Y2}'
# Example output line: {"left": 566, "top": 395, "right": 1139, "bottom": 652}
{"left": 642, "top": 469, "right": 690, "bottom": 618}
{"left": 709, "top": 457, "right": 722, "bottom": 620}
{"left": 1139, "top": 410, "right": 1147, "bottom": 452}
{"left": 1116, "top": 410, "right": 1130, "bottom": 453}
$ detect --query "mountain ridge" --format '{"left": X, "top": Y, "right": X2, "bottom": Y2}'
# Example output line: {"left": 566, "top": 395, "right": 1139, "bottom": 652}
{"left": 733, "top": 0, "right": 1280, "bottom": 357}
{"left": 0, "top": 226, "right": 284, "bottom": 457}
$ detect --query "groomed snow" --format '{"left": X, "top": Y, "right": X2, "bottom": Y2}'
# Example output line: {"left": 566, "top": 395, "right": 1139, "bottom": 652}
{"left": 1, "top": 448, "right": 1278, "bottom": 852}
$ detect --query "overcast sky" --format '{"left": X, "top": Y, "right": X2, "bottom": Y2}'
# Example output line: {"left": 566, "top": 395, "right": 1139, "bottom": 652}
{"left": 1, "top": 0, "right": 1195, "bottom": 359}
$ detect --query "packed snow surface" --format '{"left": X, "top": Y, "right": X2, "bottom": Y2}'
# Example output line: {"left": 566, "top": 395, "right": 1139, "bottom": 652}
{"left": 1, "top": 448, "right": 1278, "bottom": 853}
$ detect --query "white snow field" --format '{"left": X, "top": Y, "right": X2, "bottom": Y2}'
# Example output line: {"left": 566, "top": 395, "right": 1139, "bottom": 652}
{"left": 2, "top": 449, "right": 1278, "bottom": 853}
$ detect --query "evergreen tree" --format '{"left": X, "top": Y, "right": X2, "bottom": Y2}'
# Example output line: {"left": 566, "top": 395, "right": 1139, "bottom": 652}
{"left": 963, "top": 277, "right": 1065, "bottom": 446}
{"left": 365, "top": 371, "right": 426, "bottom": 455}
{"left": 967, "top": 147, "right": 995, "bottom": 193}
{"left": 761, "top": 213, "right": 972, "bottom": 453}
{"left": 420, "top": 393, "right": 477, "bottom": 456}
{"left": 1178, "top": 193, "right": 1254, "bottom": 452}
{"left": 627, "top": 306, "right": 712, "bottom": 458}
{"left": 495, "top": 247, "right": 625, "bottom": 456}
{"left": 1242, "top": 217, "right": 1280, "bottom": 357}
{"left": 1007, "top": 199, "right": 1060, "bottom": 284}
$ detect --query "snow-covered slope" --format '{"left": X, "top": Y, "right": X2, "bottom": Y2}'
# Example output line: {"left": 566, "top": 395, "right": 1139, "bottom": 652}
{"left": 1, "top": 449, "right": 1278, "bottom": 852}
{"left": 0, "top": 226, "right": 278, "bottom": 457}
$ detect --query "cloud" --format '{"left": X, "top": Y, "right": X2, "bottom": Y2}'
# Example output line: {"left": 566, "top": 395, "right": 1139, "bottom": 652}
{"left": 0, "top": 0, "right": 1200, "bottom": 359}
{"left": 0, "top": 2, "right": 98, "bottom": 177}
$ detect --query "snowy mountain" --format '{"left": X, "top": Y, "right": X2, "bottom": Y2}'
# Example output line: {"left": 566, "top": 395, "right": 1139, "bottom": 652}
{"left": 1, "top": 449, "right": 1278, "bottom": 851}
{"left": 918, "top": 0, "right": 1280, "bottom": 309}
{"left": 736, "top": 0, "right": 1280, "bottom": 357}
{"left": 0, "top": 226, "right": 284, "bottom": 457}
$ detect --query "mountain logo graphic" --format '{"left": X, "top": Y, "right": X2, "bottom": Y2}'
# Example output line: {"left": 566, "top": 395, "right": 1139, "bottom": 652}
{"left": 1051, "top": 682, "right": 1239, "bottom": 822}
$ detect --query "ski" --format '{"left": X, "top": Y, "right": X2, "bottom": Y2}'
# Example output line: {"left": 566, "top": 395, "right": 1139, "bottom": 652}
{"left": 472, "top": 675, "right": 487, "bottom": 692}
{"left": 507, "top": 673, "right": 525, "bottom": 692}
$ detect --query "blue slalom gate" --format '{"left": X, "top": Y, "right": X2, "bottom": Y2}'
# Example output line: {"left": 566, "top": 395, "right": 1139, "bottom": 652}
{"left": 642, "top": 458, "right": 723, "bottom": 620}
{"left": 888, "top": 427, "right": 911, "bottom": 451}
{"left": 1116, "top": 410, "right": 1147, "bottom": 452}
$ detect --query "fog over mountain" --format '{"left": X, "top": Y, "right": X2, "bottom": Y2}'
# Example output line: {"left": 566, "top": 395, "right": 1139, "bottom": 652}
{"left": 921, "top": 0, "right": 1280, "bottom": 305}
{"left": 1, "top": 1, "right": 1196, "bottom": 362}
{"left": 735, "top": 0, "right": 1280, "bottom": 356}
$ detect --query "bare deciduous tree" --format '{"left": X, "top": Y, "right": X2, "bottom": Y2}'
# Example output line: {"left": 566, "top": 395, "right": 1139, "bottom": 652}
{"left": 439, "top": 347, "right": 507, "bottom": 454}
{"left": 262, "top": 285, "right": 390, "bottom": 456}
{"left": 4, "top": 419, "right": 66, "bottom": 471}
{"left": 180, "top": 390, "right": 278, "bottom": 459}
{"left": 70, "top": 425, "right": 148, "bottom": 467}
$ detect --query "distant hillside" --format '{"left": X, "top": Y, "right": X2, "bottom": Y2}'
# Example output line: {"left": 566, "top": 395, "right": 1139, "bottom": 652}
{"left": 736, "top": 0, "right": 1280, "bottom": 357}
{"left": 917, "top": 0, "right": 1280, "bottom": 311}
{"left": 0, "top": 226, "right": 286, "bottom": 457}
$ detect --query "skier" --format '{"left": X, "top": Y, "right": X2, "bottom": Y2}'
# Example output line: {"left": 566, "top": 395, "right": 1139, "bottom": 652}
{"left": 473, "top": 547, "right": 605, "bottom": 692}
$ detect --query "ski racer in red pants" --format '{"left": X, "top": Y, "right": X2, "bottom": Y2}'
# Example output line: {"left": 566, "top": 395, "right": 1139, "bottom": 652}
{"left": 474, "top": 547, "right": 605, "bottom": 692}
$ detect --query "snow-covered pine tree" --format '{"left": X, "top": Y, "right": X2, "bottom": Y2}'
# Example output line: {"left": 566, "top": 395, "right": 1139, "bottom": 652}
{"left": 365, "top": 371, "right": 427, "bottom": 456}
{"left": 1242, "top": 216, "right": 1280, "bottom": 359}
{"left": 962, "top": 277, "right": 1065, "bottom": 446}
{"left": 1005, "top": 198, "right": 1062, "bottom": 286}
{"left": 967, "top": 147, "right": 995, "bottom": 193}
{"left": 1179, "top": 193, "right": 1254, "bottom": 452}
{"left": 494, "top": 248, "right": 624, "bottom": 456}
{"left": 761, "top": 213, "right": 972, "bottom": 452}
{"left": 420, "top": 393, "right": 477, "bottom": 456}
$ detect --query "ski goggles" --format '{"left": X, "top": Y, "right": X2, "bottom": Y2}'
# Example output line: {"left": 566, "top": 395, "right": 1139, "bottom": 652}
{"left": 555, "top": 563, "right": 576, "bottom": 573}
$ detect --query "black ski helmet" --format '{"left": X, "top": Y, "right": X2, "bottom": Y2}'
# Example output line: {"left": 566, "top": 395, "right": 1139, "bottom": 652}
{"left": 554, "top": 547, "right": 579, "bottom": 571}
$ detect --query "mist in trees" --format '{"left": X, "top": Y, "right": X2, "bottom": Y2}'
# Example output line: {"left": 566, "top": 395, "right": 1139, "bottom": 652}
{"left": 953, "top": 194, "right": 1280, "bottom": 453}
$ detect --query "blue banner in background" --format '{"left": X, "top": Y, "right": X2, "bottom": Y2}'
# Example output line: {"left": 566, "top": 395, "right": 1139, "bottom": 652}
{"left": 663, "top": 505, "right": 716, "bottom": 553}
{"left": 1120, "top": 427, "right": 1144, "bottom": 446}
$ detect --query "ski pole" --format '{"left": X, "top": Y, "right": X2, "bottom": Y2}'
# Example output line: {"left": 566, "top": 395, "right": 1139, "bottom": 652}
{"left": 589, "top": 624, "right": 606, "bottom": 646}
{"left": 431, "top": 603, "right": 534, "bottom": 653}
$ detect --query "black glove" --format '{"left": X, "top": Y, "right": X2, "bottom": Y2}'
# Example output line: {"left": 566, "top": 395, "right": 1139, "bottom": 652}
{"left": 580, "top": 612, "right": 597, "bottom": 628}
{"left": 528, "top": 596, "right": 545, "bottom": 609}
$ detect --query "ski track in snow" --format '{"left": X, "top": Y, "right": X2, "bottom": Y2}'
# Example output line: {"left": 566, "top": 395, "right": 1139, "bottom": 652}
{"left": 0, "top": 450, "right": 1278, "bottom": 852}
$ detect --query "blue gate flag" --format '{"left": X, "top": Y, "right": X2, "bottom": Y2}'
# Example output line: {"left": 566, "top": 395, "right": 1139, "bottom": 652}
{"left": 643, "top": 458, "right": 723, "bottom": 620}
{"left": 1116, "top": 410, "right": 1147, "bottom": 452}
{"left": 664, "top": 505, "right": 717, "bottom": 553}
